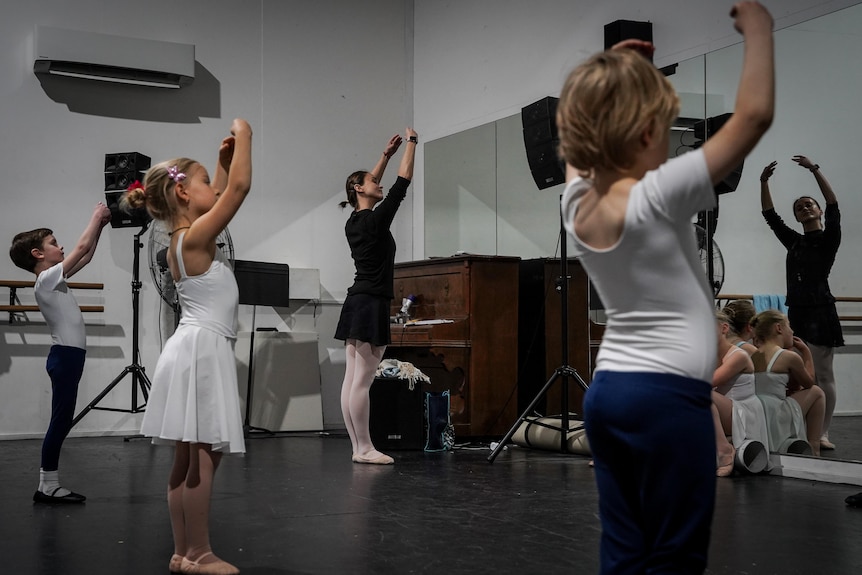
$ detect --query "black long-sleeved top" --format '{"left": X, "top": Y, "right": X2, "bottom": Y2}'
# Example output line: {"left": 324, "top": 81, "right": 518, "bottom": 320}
{"left": 345, "top": 176, "right": 410, "bottom": 299}
{"left": 762, "top": 202, "right": 841, "bottom": 307}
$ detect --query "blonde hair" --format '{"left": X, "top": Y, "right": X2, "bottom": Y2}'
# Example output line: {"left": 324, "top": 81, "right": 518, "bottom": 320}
{"left": 750, "top": 309, "right": 786, "bottom": 343}
{"left": 715, "top": 309, "right": 731, "bottom": 325}
{"left": 120, "top": 158, "right": 198, "bottom": 222}
{"left": 557, "top": 49, "right": 679, "bottom": 173}
{"left": 723, "top": 300, "right": 756, "bottom": 336}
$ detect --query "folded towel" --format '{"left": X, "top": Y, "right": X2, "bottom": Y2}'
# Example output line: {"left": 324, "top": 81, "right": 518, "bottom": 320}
{"left": 753, "top": 294, "right": 787, "bottom": 314}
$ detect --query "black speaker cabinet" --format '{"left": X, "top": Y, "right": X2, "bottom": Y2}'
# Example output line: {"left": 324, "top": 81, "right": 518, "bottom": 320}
{"left": 104, "top": 191, "right": 150, "bottom": 228}
{"left": 105, "top": 152, "right": 151, "bottom": 173}
{"left": 369, "top": 377, "right": 424, "bottom": 450}
{"left": 694, "top": 113, "right": 743, "bottom": 194}
{"left": 604, "top": 20, "right": 653, "bottom": 58}
{"left": 522, "top": 96, "right": 564, "bottom": 190}
{"left": 104, "top": 170, "right": 146, "bottom": 191}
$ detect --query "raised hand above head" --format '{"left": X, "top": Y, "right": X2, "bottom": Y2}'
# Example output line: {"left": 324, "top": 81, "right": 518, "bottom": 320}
{"left": 610, "top": 39, "right": 655, "bottom": 60}
{"left": 731, "top": 1, "right": 774, "bottom": 34}
{"left": 384, "top": 134, "right": 403, "bottom": 158}
{"left": 760, "top": 160, "right": 777, "bottom": 182}
{"left": 791, "top": 155, "right": 816, "bottom": 170}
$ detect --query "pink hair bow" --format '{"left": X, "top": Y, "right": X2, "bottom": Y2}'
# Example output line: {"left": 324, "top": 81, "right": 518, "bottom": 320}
{"left": 167, "top": 165, "right": 187, "bottom": 183}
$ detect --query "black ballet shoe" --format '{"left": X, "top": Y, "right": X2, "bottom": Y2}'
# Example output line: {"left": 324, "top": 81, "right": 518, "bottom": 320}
{"left": 33, "top": 488, "right": 86, "bottom": 504}
{"left": 845, "top": 493, "right": 862, "bottom": 507}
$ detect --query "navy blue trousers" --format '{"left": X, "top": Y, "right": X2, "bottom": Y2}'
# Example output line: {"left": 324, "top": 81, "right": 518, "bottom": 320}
{"left": 41, "top": 345, "right": 86, "bottom": 471}
{"left": 584, "top": 371, "right": 715, "bottom": 575}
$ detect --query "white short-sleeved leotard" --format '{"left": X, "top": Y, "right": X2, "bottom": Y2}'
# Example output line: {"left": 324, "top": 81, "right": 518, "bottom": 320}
{"left": 34, "top": 263, "right": 86, "bottom": 350}
{"left": 561, "top": 148, "right": 717, "bottom": 383}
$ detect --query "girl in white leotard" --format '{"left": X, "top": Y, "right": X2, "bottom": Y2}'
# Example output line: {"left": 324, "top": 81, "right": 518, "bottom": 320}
{"left": 751, "top": 309, "right": 825, "bottom": 456}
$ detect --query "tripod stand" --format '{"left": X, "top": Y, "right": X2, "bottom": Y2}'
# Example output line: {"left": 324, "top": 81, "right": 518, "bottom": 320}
{"left": 73, "top": 223, "right": 152, "bottom": 426}
{"left": 488, "top": 203, "right": 590, "bottom": 462}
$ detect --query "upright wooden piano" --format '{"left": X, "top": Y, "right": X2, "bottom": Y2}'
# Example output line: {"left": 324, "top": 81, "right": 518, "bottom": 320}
{"left": 386, "top": 256, "right": 519, "bottom": 437}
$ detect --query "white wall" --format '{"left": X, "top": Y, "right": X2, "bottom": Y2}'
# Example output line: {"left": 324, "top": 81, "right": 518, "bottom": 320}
{"left": 1, "top": 0, "right": 858, "bottom": 439}
{"left": 0, "top": 0, "right": 410, "bottom": 437}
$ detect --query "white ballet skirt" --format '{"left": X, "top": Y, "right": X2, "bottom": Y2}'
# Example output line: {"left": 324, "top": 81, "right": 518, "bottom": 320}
{"left": 715, "top": 348, "right": 770, "bottom": 453}
{"left": 141, "top": 233, "right": 245, "bottom": 454}
{"left": 754, "top": 349, "right": 807, "bottom": 453}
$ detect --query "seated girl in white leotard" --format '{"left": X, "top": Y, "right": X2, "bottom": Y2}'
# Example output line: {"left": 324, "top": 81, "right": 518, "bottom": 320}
{"left": 750, "top": 309, "right": 825, "bottom": 456}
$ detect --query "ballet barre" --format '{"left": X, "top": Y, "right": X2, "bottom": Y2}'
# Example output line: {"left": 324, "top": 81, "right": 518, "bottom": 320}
{"left": 0, "top": 279, "right": 104, "bottom": 322}
{"left": 716, "top": 293, "right": 862, "bottom": 322}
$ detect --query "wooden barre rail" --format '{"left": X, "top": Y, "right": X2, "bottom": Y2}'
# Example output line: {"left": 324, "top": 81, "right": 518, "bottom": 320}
{"left": 0, "top": 305, "right": 104, "bottom": 313}
{"left": 0, "top": 280, "right": 104, "bottom": 290}
{"left": 1, "top": 280, "right": 105, "bottom": 321}
{"left": 717, "top": 294, "right": 862, "bottom": 322}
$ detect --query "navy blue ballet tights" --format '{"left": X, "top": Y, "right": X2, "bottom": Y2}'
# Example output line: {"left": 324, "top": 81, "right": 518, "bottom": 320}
{"left": 41, "top": 345, "right": 86, "bottom": 471}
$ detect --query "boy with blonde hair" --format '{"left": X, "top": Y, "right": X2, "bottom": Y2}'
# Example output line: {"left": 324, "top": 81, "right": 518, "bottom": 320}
{"left": 557, "top": 2, "right": 774, "bottom": 572}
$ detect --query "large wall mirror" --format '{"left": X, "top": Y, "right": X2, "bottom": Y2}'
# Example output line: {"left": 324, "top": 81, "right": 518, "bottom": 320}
{"left": 425, "top": 3, "right": 862, "bottom": 463}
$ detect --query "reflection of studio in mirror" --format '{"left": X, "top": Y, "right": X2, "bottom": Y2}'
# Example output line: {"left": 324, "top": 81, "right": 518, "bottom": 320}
{"left": 424, "top": 3, "right": 862, "bottom": 469}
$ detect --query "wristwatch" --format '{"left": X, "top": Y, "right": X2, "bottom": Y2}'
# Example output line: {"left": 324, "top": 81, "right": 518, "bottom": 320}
{"left": 408, "top": 135, "right": 418, "bottom": 144}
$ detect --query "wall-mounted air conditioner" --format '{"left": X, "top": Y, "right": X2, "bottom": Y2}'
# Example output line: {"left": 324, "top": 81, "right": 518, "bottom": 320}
{"left": 33, "top": 25, "right": 195, "bottom": 89}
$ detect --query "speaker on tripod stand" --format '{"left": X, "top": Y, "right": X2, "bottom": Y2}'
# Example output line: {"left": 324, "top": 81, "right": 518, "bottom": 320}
{"left": 489, "top": 99, "right": 591, "bottom": 462}
{"left": 72, "top": 153, "right": 153, "bottom": 427}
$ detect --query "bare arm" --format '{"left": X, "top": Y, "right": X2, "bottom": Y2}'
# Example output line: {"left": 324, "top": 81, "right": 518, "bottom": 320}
{"left": 713, "top": 350, "right": 752, "bottom": 388}
{"left": 792, "top": 155, "right": 837, "bottom": 204}
{"left": 211, "top": 135, "right": 234, "bottom": 195}
{"left": 370, "top": 134, "right": 403, "bottom": 182}
{"left": 186, "top": 119, "right": 253, "bottom": 249}
{"left": 781, "top": 337, "right": 815, "bottom": 392}
{"left": 702, "top": 2, "right": 774, "bottom": 186}
{"left": 63, "top": 203, "right": 112, "bottom": 278}
{"left": 398, "top": 127, "right": 418, "bottom": 180}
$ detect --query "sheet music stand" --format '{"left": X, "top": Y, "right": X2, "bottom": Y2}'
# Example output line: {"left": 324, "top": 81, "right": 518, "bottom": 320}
{"left": 234, "top": 259, "right": 290, "bottom": 436}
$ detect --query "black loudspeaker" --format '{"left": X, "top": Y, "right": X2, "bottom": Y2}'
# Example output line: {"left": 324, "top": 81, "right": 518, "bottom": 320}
{"left": 104, "top": 191, "right": 150, "bottom": 228}
{"left": 105, "top": 152, "right": 151, "bottom": 173}
{"left": 604, "top": 20, "right": 653, "bottom": 60}
{"left": 693, "top": 113, "right": 744, "bottom": 195}
{"left": 369, "top": 377, "right": 424, "bottom": 450}
{"left": 104, "top": 170, "right": 146, "bottom": 191}
{"left": 522, "top": 96, "right": 564, "bottom": 190}
{"left": 104, "top": 151, "right": 152, "bottom": 228}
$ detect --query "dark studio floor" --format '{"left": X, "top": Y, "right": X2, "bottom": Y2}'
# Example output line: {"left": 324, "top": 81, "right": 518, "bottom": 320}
{"left": 2, "top": 426, "right": 862, "bottom": 575}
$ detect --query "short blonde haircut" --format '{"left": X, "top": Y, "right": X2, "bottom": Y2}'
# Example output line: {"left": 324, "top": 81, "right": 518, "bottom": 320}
{"left": 120, "top": 158, "right": 198, "bottom": 222}
{"left": 557, "top": 49, "right": 679, "bottom": 173}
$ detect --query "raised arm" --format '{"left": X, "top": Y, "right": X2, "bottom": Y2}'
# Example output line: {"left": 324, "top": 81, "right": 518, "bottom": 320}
{"left": 759, "top": 161, "right": 776, "bottom": 211}
{"left": 63, "top": 203, "right": 112, "bottom": 278}
{"left": 793, "top": 155, "right": 837, "bottom": 204}
{"left": 398, "top": 128, "right": 417, "bottom": 181}
{"left": 702, "top": 2, "right": 774, "bottom": 186}
{"left": 189, "top": 119, "right": 253, "bottom": 246}
{"left": 211, "top": 134, "right": 234, "bottom": 195}
{"left": 370, "top": 134, "right": 403, "bottom": 182}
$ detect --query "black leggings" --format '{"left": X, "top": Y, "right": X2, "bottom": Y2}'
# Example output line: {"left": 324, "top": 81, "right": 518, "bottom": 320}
{"left": 41, "top": 345, "right": 86, "bottom": 471}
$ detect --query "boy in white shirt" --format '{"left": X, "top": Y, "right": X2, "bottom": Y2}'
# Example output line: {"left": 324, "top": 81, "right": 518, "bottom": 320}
{"left": 9, "top": 202, "right": 111, "bottom": 503}
{"left": 556, "top": 2, "right": 774, "bottom": 572}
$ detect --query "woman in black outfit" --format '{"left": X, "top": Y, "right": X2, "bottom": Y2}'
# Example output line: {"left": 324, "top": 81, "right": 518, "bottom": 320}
{"left": 760, "top": 155, "right": 843, "bottom": 451}
{"left": 335, "top": 128, "right": 417, "bottom": 464}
